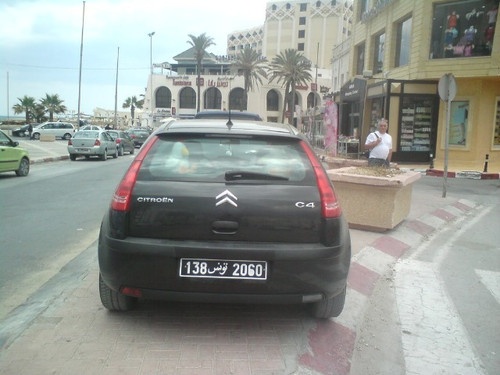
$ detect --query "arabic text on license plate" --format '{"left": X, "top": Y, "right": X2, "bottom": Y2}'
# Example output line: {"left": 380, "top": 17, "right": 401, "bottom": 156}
{"left": 179, "top": 258, "right": 267, "bottom": 280}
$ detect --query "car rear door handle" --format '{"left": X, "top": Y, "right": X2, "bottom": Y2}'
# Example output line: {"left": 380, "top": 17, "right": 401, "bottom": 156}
{"left": 212, "top": 220, "right": 239, "bottom": 235}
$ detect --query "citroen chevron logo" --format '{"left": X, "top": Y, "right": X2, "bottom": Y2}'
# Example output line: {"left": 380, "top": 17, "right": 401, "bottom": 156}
{"left": 215, "top": 189, "right": 238, "bottom": 207}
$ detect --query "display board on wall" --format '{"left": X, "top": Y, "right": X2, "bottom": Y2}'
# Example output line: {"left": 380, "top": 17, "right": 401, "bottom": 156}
{"left": 399, "top": 97, "right": 433, "bottom": 152}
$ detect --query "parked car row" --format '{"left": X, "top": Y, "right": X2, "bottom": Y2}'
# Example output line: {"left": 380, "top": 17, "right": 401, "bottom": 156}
{"left": 67, "top": 128, "right": 150, "bottom": 161}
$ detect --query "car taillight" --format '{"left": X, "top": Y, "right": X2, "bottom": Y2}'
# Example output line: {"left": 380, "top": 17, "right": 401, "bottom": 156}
{"left": 301, "top": 141, "right": 342, "bottom": 218}
{"left": 111, "top": 137, "right": 157, "bottom": 211}
{"left": 94, "top": 139, "right": 101, "bottom": 146}
{"left": 116, "top": 139, "right": 122, "bottom": 144}
{"left": 68, "top": 139, "right": 73, "bottom": 146}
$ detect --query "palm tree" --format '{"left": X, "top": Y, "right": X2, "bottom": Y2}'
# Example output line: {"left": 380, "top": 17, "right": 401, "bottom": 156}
{"left": 12, "top": 96, "right": 37, "bottom": 124}
{"left": 40, "top": 93, "right": 67, "bottom": 121}
{"left": 122, "top": 96, "right": 144, "bottom": 126}
{"left": 232, "top": 46, "right": 267, "bottom": 111}
{"left": 187, "top": 33, "right": 215, "bottom": 113}
{"left": 268, "top": 49, "right": 312, "bottom": 124}
{"left": 33, "top": 103, "right": 47, "bottom": 123}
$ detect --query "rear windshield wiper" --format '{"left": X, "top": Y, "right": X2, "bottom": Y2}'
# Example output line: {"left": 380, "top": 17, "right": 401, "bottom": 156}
{"left": 225, "top": 171, "right": 289, "bottom": 181}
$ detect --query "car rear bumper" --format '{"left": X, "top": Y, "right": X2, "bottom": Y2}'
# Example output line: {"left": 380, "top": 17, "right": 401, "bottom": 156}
{"left": 98, "top": 221, "right": 351, "bottom": 304}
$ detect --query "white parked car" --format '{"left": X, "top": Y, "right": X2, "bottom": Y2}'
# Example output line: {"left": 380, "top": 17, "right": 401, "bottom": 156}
{"left": 67, "top": 130, "right": 118, "bottom": 161}
{"left": 32, "top": 121, "right": 75, "bottom": 140}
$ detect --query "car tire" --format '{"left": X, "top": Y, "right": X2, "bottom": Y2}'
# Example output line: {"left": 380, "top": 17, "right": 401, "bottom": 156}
{"left": 63, "top": 133, "right": 72, "bottom": 140}
{"left": 32, "top": 133, "right": 40, "bottom": 140}
{"left": 118, "top": 146, "right": 124, "bottom": 156}
{"left": 15, "top": 157, "right": 30, "bottom": 176}
{"left": 310, "top": 286, "right": 346, "bottom": 319}
{"left": 100, "top": 150, "right": 107, "bottom": 161}
{"left": 70, "top": 154, "right": 77, "bottom": 161}
{"left": 99, "top": 273, "right": 136, "bottom": 311}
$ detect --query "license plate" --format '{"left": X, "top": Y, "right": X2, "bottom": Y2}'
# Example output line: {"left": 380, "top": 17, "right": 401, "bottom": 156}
{"left": 77, "top": 148, "right": 89, "bottom": 152}
{"left": 179, "top": 258, "right": 267, "bottom": 280}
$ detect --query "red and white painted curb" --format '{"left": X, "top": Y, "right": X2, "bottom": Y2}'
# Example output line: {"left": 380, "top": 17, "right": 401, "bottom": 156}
{"left": 298, "top": 198, "right": 478, "bottom": 375}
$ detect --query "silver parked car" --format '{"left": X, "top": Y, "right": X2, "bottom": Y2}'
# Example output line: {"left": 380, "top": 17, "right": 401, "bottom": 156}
{"left": 67, "top": 130, "right": 118, "bottom": 161}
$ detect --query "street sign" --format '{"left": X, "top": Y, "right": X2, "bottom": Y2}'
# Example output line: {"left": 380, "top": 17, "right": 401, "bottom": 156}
{"left": 438, "top": 73, "right": 457, "bottom": 101}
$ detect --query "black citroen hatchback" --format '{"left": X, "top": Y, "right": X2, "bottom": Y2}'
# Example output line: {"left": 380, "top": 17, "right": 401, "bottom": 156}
{"left": 98, "top": 119, "right": 351, "bottom": 318}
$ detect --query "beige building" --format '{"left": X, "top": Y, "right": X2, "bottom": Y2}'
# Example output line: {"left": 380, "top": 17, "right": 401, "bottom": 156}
{"left": 342, "top": 0, "right": 499, "bottom": 171}
{"left": 144, "top": 0, "right": 353, "bottom": 140}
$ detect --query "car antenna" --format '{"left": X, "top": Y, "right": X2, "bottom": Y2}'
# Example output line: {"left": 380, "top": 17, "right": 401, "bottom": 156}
{"left": 226, "top": 108, "right": 233, "bottom": 129}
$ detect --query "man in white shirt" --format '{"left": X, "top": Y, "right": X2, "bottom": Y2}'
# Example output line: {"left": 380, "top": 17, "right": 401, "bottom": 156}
{"left": 364, "top": 118, "right": 393, "bottom": 167}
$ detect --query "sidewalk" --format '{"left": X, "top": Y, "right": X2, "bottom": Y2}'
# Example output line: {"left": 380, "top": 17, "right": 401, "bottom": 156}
{"left": 0, "top": 138, "right": 493, "bottom": 374}
{"left": 18, "top": 138, "right": 70, "bottom": 164}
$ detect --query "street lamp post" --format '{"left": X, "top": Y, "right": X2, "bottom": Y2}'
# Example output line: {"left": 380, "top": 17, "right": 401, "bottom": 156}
{"left": 148, "top": 31, "right": 155, "bottom": 124}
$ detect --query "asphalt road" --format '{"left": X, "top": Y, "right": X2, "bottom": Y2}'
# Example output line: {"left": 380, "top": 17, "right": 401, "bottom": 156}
{"left": 351, "top": 178, "right": 500, "bottom": 374}
{"left": 0, "top": 156, "right": 132, "bottom": 320}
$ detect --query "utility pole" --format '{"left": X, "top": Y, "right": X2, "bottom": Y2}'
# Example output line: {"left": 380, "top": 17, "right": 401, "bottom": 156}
{"left": 77, "top": 1, "right": 86, "bottom": 128}
{"left": 114, "top": 47, "right": 119, "bottom": 128}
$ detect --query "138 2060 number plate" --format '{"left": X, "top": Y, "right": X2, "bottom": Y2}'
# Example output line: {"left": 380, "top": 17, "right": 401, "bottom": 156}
{"left": 179, "top": 258, "right": 267, "bottom": 280}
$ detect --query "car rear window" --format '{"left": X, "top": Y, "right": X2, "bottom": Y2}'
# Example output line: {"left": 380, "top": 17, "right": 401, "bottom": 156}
{"left": 74, "top": 131, "right": 99, "bottom": 138}
{"left": 138, "top": 135, "right": 313, "bottom": 183}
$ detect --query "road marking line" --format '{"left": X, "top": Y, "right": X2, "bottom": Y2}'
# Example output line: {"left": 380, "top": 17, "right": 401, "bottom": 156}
{"left": 395, "top": 259, "right": 485, "bottom": 375}
{"left": 475, "top": 269, "right": 500, "bottom": 305}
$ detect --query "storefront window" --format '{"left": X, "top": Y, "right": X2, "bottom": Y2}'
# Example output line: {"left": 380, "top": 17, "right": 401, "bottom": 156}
{"left": 370, "top": 98, "right": 384, "bottom": 131}
{"left": 430, "top": 0, "right": 498, "bottom": 59}
{"left": 449, "top": 101, "right": 469, "bottom": 146}
{"left": 156, "top": 87, "right": 171, "bottom": 108}
{"left": 179, "top": 87, "right": 196, "bottom": 109}
{"left": 266, "top": 90, "right": 279, "bottom": 111}
{"left": 229, "top": 88, "right": 247, "bottom": 110}
{"left": 204, "top": 87, "right": 222, "bottom": 110}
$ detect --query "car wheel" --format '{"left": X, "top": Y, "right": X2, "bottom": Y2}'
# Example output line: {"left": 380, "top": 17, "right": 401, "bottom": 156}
{"left": 63, "top": 133, "right": 72, "bottom": 140}
{"left": 100, "top": 150, "right": 107, "bottom": 161}
{"left": 15, "top": 157, "right": 30, "bottom": 176}
{"left": 32, "top": 133, "right": 40, "bottom": 140}
{"left": 99, "top": 273, "right": 136, "bottom": 311}
{"left": 310, "top": 286, "right": 346, "bottom": 319}
{"left": 70, "top": 154, "right": 77, "bottom": 161}
{"left": 118, "top": 146, "right": 124, "bottom": 156}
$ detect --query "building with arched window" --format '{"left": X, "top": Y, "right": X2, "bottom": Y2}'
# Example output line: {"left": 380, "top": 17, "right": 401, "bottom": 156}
{"left": 144, "top": 0, "right": 353, "bottom": 146}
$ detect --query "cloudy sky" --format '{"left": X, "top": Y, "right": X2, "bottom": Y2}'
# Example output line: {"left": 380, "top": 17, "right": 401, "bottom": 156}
{"left": 0, "top": 0, "right": 270, "bottom": 117}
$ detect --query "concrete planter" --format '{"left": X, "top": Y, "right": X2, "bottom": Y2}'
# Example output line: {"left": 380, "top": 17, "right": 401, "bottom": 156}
{"left": 327, "top": 167, "right": 421, "bottom": 232}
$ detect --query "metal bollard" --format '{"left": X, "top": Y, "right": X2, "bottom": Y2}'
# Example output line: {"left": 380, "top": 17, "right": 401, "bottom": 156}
{"left": 429, "top": 153, "right": 434, "bottom": 169}
{"left": 483, "top": 154, "right": 489, "bottom": 173}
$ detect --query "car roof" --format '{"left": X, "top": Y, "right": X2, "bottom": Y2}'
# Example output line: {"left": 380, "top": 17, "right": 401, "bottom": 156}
{"left": 155, "top": 119, "right": 300, "bottom": 138}
{"left": 194, "top": 110, "right": 262, "bottom": 121}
